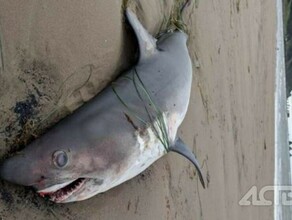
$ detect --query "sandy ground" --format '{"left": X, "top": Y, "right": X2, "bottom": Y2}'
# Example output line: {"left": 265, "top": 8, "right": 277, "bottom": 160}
{"left": 0, "top": 0, "right": 276, "bottom": 219}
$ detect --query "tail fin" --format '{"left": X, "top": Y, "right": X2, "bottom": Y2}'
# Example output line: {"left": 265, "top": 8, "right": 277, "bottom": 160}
{"left": 169, "top": 138, "right": 205, "bottom": 188}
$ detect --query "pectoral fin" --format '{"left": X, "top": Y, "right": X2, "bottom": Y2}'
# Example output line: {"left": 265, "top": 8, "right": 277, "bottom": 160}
{"left": 169, "top": 138, "right": 205, "bottom": 188}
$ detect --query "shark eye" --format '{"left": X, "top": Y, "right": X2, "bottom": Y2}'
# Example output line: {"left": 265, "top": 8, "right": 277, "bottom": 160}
{"left": 53, "top": 150, "right": 68, "bottom": 168}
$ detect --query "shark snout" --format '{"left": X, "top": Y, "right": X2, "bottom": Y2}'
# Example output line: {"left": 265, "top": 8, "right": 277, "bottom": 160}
{"left": 0, "top": 153, "right": 38, "bottom": 186}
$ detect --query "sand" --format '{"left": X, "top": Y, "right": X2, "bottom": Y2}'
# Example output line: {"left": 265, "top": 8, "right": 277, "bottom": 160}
{"left": 0, "top": 0, "right": 276, "bottom": 219}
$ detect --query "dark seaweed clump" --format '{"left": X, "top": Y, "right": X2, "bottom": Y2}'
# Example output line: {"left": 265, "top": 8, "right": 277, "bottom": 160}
{"left": 13, "top": 94, "right": 38, "bottom": 127}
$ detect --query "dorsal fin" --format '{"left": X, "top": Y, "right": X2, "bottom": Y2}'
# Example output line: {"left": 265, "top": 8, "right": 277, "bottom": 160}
{"left": 126, "top": 9, "right": 157, "bottom": 63}
{"left": 169, "top": 138, "right": 206, "bottom": 188}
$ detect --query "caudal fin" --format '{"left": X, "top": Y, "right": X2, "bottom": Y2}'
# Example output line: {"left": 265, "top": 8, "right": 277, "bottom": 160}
{"left": 169, "top": 138, "right": 205, "bottom": 188}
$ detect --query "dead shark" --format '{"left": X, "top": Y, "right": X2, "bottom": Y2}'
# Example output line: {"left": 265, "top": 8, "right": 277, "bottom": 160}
{"left": 0, "top": 9, "right": 205, "bottom": 203}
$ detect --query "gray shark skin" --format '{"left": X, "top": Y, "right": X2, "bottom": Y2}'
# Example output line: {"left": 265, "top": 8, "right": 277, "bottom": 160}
{"left": 0, "top": 9, "right": 205, "bottom": 203}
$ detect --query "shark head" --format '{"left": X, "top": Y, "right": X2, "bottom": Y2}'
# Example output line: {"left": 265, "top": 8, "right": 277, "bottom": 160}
{"left": 0, "top": 134, "right": 128, "bottom": 203}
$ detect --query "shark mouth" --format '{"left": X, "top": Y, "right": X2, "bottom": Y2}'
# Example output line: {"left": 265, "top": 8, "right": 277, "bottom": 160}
{"left": 38, "top": 178, "right": 87, "bottom": 202}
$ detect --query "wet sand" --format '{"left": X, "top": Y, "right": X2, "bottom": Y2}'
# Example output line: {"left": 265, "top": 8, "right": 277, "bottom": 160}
{"left": 0, "top": 0, "right": 276, "bottom": 219}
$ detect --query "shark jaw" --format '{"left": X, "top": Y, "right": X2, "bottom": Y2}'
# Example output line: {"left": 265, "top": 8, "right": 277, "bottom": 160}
{"left": 38, "top": 178, "right": 88, "bottom": 203}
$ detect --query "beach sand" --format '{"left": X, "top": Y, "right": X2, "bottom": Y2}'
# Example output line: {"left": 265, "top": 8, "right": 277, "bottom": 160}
{"left": 0, "top": 0, "right": 276, "bottom": 219}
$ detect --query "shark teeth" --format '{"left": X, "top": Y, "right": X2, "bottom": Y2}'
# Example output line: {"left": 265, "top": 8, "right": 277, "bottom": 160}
{"left": 38, "top": 178, "right": 86, "bottom": 202}
{"left": 38, "top": 180, "right": 76, "bottom": 194}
